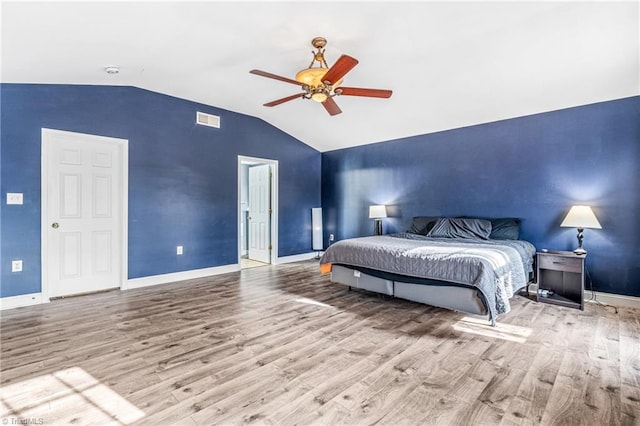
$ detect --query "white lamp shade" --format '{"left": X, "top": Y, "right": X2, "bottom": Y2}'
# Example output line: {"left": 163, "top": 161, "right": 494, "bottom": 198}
{"left": 312, "top": 208, "right": 323, "bottom": 250}
{"left": 369, "top": 205, "right": 387, "bottom": 219}
{"left": 560, "top": 205, "right": 602, "bottom": 229}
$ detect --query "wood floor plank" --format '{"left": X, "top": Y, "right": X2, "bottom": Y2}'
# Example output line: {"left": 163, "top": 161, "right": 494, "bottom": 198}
{"left": 330, "top": 326, "right": 454, "bottom": 424}
{"left": 539, "top": 350, "right": 595, "bottom": 425}
{"left": 374, "top": 381, "right": 454, "bottom": 425}
{"left": 617, "top": 306, "right": 640, "bottom": 424}
{"left": 2, "top": 260, "right": 638, "bottom": 425}
{"left": 448, "top": 398, "right": 506, "bottom": 426}
{"left": 135, "top": 364, "right": 284, "bottom": 426}
{"left": 500, "top": 347, "right": 563, "bottom": 425}
{"left": 210, "top": 375, "right": 316, "bottom": 425}
{"left": 264, "top": 356, "right": 378, "bottom": 425}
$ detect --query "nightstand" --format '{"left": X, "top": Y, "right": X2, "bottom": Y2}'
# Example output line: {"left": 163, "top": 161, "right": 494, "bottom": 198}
{"left": 536, "top": 250, "right": 586, "bottom": 310}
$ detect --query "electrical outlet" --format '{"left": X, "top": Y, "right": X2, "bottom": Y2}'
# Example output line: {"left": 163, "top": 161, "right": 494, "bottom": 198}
{"left": 177, "top": 246, "right": 183, "bottom": 255}
{"left": 12, "top": 260, "right": 23, "bottom": 272}
{"left": 329, "top": 234, "right": 335, "bottom": 241}
{"left": 7, "top": 193, "right": 23, "bottom": 205}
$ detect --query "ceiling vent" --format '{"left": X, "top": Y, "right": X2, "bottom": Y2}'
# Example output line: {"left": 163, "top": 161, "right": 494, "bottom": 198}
{"left": 196, "top": 111, "right": 220, "bottom": 128}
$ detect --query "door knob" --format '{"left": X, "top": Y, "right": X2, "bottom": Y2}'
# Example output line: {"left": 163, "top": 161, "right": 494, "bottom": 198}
{"left": 248, "top": 216, "right": 252, "bottom": 220}
{"left": 52, "top": 222, "right": 59, "bottom": 229}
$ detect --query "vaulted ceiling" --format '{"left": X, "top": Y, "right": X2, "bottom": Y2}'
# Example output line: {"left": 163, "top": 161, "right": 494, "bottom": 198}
{"left": 2, "top": 1, "right": 638, "bottom": 152}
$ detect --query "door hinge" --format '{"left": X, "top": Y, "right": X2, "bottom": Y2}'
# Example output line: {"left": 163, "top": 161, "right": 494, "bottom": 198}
{"left": 268, "top": 245, "right": 272, "bottom": 250}
{"left": 268, "top": 209, "right": 272, "bottom": 215}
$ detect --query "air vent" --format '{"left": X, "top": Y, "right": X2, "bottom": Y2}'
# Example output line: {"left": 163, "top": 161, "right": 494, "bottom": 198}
{"left": 196, "top": 111, "right": 220, "bottom": 128}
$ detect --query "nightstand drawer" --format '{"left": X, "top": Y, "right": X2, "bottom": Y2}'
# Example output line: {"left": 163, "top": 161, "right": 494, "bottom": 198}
{"left": 538, "top": 255, "right": 582, "bottom": 273}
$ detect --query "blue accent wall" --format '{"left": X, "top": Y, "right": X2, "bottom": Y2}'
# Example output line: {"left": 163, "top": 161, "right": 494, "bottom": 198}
{"left": 322, "top": 96, "right": 640, "bottom": 297}
{"left": 1, "top": 84, "right": 321, "bottom": 297}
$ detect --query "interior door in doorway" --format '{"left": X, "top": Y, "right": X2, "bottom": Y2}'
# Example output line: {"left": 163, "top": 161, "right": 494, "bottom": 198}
{"left": 44, "top": 129, "right": 124, "bottom": 298}
{"left": 248, "top": 164, "right": 271, "bottom": 263}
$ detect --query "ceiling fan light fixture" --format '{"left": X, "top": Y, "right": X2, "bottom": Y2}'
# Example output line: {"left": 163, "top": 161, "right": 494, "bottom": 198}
{"left": 295, "top": 67, "right": 327, "bottom": 87}
{"left": 295, "top": 68, "right": 343, "bottom": 88}
{"left": 311, "top": 91, "right": 328, "bottom": 103}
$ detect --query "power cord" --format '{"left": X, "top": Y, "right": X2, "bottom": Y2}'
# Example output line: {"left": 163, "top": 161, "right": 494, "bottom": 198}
{"left": 585, "top": 266, "right": 618, "bottom": 314}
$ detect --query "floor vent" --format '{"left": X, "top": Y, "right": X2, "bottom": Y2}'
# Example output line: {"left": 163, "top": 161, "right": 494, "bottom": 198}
{"left": 196, "top": 111, "right": 220, "bottom": 128}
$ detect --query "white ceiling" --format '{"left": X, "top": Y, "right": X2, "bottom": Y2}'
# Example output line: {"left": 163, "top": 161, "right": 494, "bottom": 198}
{"left": 2, "top": 1, "right": 638, "bottom": 152}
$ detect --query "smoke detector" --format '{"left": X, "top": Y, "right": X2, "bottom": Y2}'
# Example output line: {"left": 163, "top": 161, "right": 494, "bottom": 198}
{"left": 104, "top": 66, "right": 120, "bottom": 75}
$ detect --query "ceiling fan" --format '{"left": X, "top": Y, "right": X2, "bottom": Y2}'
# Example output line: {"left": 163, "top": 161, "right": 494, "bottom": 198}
{"left": 250, "top": 37, "right": 392, "bottom": 116}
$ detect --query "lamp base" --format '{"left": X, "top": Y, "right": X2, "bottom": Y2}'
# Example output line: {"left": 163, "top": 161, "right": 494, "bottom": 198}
{"left": 574, "top": 227, "right": 586, "bottom": 255}
{"left": 374, "top": 219, "right": 383, "bottom": 236}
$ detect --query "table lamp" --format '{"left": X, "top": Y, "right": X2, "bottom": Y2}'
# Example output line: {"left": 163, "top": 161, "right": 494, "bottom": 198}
{"left": 560, "top": 205, "right": 601, "bottom": 255}
{"left": 369, "top": 205, "right": 387, "bottom": 236}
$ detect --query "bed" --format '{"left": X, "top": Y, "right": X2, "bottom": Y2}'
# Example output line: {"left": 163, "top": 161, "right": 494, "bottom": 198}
{"left": 319, "top": 217, "right": 536, "bottom": 325}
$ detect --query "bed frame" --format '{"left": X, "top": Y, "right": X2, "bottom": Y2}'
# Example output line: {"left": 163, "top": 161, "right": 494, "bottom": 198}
{"left": 331, "top": 264, "right": 490, "bottom": 321}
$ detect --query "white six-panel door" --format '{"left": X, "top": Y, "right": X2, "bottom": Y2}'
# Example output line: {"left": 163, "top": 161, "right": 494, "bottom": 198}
{"left": 42, "top": 129, "right": 126, "bottom": 298}
{"left": 248, "top": 164, "right": 271, "bottom": 263}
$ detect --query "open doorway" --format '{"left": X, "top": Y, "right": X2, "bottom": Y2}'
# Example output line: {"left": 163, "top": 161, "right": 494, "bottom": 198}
{"left": 238, "top": 156, "right": 278, "bottom": 269}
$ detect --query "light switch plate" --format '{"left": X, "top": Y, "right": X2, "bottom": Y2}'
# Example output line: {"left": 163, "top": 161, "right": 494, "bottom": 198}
{"left": 177, "top": 246, "right": 183, "bottom": 255}
{"left": 7, "top": 193, "right": 23, "bottom": 205}
{"left": 12, "top": 260, "right": 23, "bottom": 272}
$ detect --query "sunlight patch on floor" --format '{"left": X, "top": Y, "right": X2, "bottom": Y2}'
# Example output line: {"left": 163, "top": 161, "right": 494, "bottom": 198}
{"left": 241, "top": 258, "right": 270, "bottom": 269}
{"left": 452, "top": 316, "right": 532, "bottom": 343}
{"left": 294, "top": 297, "right": 335, "bottom": 309}
{"left": 0, "top": 367, "right": 145, "bottom": 425}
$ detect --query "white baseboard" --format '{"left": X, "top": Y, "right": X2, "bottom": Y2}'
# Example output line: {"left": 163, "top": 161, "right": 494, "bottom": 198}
{"left": 526, "top": 283, "right": 640, "bottom": 309}
{"left": 0, "top": 293, "right": 47, "bottom": 311}
{"left": 124, "top": 264, "right": 240, "bottom": 290}
{"left": 276, "top": 252, "right": 322, "bottom": 264}
{"left": 586, "top": 291, "right": 640, "bottom": 309}
{"left": 3, "top": 278, "right": 638, "bottom": 311}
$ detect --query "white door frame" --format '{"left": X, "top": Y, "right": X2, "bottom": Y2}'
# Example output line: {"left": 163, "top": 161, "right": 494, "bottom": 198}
{"left": 237, "top": 156, "right": 278, "bottom": 265}
{"left": 41, "top": 128, "right": 128, "bottom": 301}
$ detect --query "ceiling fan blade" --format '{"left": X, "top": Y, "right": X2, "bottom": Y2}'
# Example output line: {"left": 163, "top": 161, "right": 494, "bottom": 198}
{"left": 322, "top": 55, "right": 359, "bottom": 85}
{"left": 250, "top": 69, "right": 303, "bottom": 86}
{"left": 264, "top": 93, "right": 303, "bottom": 107}
{"left": 322, "top": 97, "right": 342, "bottom": 116}
{"left": 338, "top": 87, "right": 393, "bottom": 98}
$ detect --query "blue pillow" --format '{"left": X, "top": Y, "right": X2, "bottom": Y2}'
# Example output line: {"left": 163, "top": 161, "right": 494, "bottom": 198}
{"left": 407, "top": 216, "right": 439, "bottom": 235}
{"left": 427, "top": 218, "right": 492, "bottom": 240}
{"left": 489, "top": 218, "right": 521, "bottom": 240}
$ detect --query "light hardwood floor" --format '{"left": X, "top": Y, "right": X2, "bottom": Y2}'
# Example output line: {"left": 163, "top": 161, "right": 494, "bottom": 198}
{"left": 1, "top": 260, "right": 638, "bottom": 425}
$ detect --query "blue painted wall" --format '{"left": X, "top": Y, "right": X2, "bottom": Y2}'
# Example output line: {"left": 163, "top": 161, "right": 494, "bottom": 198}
{"left": 1, "top": 84, "right": 321, "bottom": 297}
{"left": 322, "top": 96, "right": 640, "bottom": 297}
